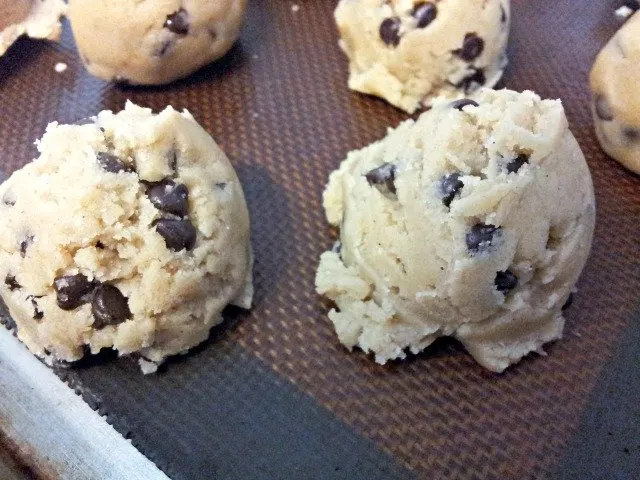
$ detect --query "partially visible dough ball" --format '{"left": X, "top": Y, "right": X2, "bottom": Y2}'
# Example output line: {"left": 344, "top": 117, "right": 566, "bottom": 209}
{"left": 316, "top": 89, "right": 595, "bottom": 372}
{"left": 335, "top": 0, "right": 510, "bottom": 113}
{"left": 590, "top": 11, "right": 640, "bottom": 174}
{"left": 0, "top": 102, "right": 252, "bottom": 373}
{"left": 0, "top": 0, "right": 67, "bottom": 56}
{"left": 68, "top": 0, "right": 247, "bottom": 85}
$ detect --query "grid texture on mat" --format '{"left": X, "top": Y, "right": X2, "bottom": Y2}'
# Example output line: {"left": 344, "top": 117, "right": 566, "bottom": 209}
{"left": 0, "top": 1, "right": 639, "bottom": 479}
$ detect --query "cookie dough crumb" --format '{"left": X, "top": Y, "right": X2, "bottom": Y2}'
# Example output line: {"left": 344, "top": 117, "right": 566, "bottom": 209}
{"left": 54, "top": 62, "right": 67, "bottom": 73}
{"left": 615, "top": 6, "right": 634, "bottom": 18}
{"left": 0, "top": 0, "right": 67, "bottom": 56}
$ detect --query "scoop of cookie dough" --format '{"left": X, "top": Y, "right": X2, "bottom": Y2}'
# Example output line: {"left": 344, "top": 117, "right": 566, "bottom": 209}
{"left": 590, "top": 11, "right": 640, "bottom": 174}
{"left": 315, "top": 89, "right": 595, "bottom": 372}
{"left": 68, "top": 0, "right": 247, "bottom": 85}
{"left": 0, "top": 0, "right": 66, "bottom": 56}
{"left": 0, "top": 102, "right": 252, "bottom": 373}
{"left": 335, "top": 0, "right": 510, "bottom": 113}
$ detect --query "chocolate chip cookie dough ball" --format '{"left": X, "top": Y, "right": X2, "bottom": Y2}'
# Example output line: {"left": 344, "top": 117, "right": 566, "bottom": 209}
{"left": 335, "top": 0, "right": 510, "bottom": 113}
{"left": 0, "top": 0, "right": 67, "bottom": 56}
{"left": 0, "top": 102, "right": 252, "bottom": 373}
{"left": 315, "top": 89, "right": 595, "bottom": 372}
{"left": 590, "top": 11, "right": 640, "bottom": 174}
{"left": 68, "top": 0, "right": 247, "bottom": 85}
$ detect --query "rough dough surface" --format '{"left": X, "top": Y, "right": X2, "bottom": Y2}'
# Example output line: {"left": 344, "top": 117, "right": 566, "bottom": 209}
{"left": 335, "top": 0, "right": 510, "bottom": 113}
{"left": 0, "top": 102, "right": 252, "bottom": 373}
{"left": 0, "top": 0, "right": 66, "bottom": 56}
{"left": 590, "top": 11, "right": 640, "bottom": 174}
{"left": 68, "top": 0, "right": 247, "bottom": 85}
{"left": 316, "top": 89, "right": 595, "bottom": 372}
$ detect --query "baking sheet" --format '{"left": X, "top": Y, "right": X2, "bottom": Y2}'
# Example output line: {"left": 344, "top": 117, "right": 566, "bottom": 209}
{"left": 0, "top": 1, "right": 639, "bottom": 479}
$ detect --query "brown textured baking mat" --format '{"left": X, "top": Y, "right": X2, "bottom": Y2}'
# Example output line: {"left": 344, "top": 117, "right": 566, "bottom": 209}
{"left": 1, "top": 0, "right": 639, "bottom": 479}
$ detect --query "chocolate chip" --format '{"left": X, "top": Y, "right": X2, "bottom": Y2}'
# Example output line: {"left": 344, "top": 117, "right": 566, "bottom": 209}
{"left": 165, "top": 9, "right": 190, "bottom": 35}
{"left": 505, "top": 154, "right": 529, "bottom": 174}
{"left": 331, "top": 241, "right": 343, "bottom": 261}
{"left": 623, "top": 127, "right": 640, "bottom": 143}
{"left": 54, "top": 274, "right": 97, "bottom": 310}
{"left": 28, "top": 295, "right": 44, "bottom": 321}
{"left": 562, "top": 292, "right": 574, "bottom": 311}
{"left": 147, "top": 180, "right": 189, "bottom": 217}
{"left": 97, "top": 152, "right": 134, "bottom": 173}
{"left": 169, "top": 151, "right": 178, "bottom": 174}
{"left": 456, "top": 69, "right": 485, "bottom": 94}
{"left": 412, "top": 2, "right": 437, "bottom": 28}
{"left": 4, "top": 275, "right": 21, "bottom": 291}
{"left": 2, "top": 194, "right": 15, "bottom": 206}
{"left": 380, "top": 17, "right": 402, "bottom": 47}
{"left": 594, "top": 94, "right": 613, "bottom": 121}
{"left": 95, "top": 241, "right": 105, "bottom": 249}
{"left": 153, "top": 217, "right": 197, "bottom": 251}
{"left": 494, "top": 270, "right": 518, "bottom": 294}
{"left": 455, "top": 33, "right": 485, "bottom": 61}
{"left": 20, "top": 235, "right": 34, "bottom": 257}
{"left": 91, "top": 284, "right": 131, "bottom": 328}
{"left": 439, "top": 173, "right": 464, "bottom": 208}
{"left": 500, "top": 4, "right": 507, "bottom": 23}
{"left": 466, "top": 223, "right": 501, "bottom": 253}
{"left": 365, "top": 163, "right": 397, "bottom": 195}
{"left": 450, "top": 98, "right": 479, "bottom": 110}
{"left": 623, "top": 1, "right": 639, "bottom": 12}
{"left": 215, "top": 182, "right": 228, "bottom": 190}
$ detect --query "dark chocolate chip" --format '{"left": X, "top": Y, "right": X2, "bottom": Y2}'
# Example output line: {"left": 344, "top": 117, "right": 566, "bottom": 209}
{"left": 169, "top": 151, "right": 178, "bottom": 173}
{"left": 562, "top": 292, "right": 574, "bottom": 311}
{"left": 505, "top": 154, "right": 529, "bottom": 174}
{"left": 215, "top": 182, "right": 228, "bottom": 190}
{"left": 450, "top": 98, "right": 479, "bottom": 110}
{"left": 412, "top": 2, "right": 437, "bottom": 28}
{"left": 20, "top": 235, "right": 34, "bottom": 257}
{"left": 364, "top": 163, "right": 397, "bottom": 195}
{"left": 466, "top": 223, "right": 501, "bottom": 253}
{"left": 97, "top": 152, "right": 134, "bottom": 173}
{"left": 623, "top": 127, "right": 640, "bottom": 143}
{"left": 380, "top": 17, "right": 402, "bottom": 47}
{"left": 4, "top": 274, "right": 21, "bottom": 291}
{"left": 331, "top": 241, "right": 343, "bottom": 261}
{"left": 91, "top": 284, "right": 131, "bottom": 329}
{"left": 2, "top": 193, "right": 15, "bottom": 206}
{"left": 455, "top": 33, "right": 485, "bottom": 61}
{"left": 28, "top": 295, "right": 44, "bottom": 321}
{"left": 153, "top": 217, "right": 197, "bottom": 251}
{"left": 594, "top": 94, "right": 613, "bottom": 121}
{"left": 494, "top": 270, "right": 518, "bottom": 294}
{"left": 456, "top": 69, "right": 485, "bottom": 94}
{"left": 500, "top": 4, "right": 507, "bottom": 23}
{"left": 54, "top": 274, "right": 97, "bottom": 310}
{"left": 623, "top": 1, "right": 639, "bottom": 12}
{"left": 147, "top": 179, "right": 189, "bottom": 217}
{"left": 439, "top": 173, "right": 464, "bottom": 208}
{"left": 164, "top": 9, "right": 190, "bottom": 35}
{"left": 95, "top": 241, "right": 105, "bottom": 249}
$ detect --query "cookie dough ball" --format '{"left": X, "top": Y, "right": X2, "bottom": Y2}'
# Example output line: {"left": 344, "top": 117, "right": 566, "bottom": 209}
{"left": 68, "top": 0, "right": 247, "bottom": 85}
{"left": 0, "top": 0, "right": 66, "bottom": 56}
{"left": 590, "top": 11, "right": 640, "bottom": 174}
{"left": 0, "top": 102, "right": 252, "bottom": 373}
{"left": 335, "top": 0, "right": 510, "bottom": 113}
{"left": 316, "top": 89, "right": 595, "bottom": 372}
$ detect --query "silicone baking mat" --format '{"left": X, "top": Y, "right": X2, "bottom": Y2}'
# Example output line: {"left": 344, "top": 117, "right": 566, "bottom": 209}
{"left": 0, "top": 1, "right": 639, "bottom": 478}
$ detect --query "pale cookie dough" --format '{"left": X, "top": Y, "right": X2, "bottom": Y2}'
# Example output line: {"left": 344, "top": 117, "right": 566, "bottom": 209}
{"left": 68, "top": 0, "right": 247, "bottom": 85}
{"left": 590, "top": 11, "right": 640, "bottom": 174}
{"left": 316, "top": 89, "right": 595, "bottom": 372}
{"left": 335, "top": 0, "right": 510, "bottom": 113}
{"left": 0, "top": 0, "right": 66, "bottom": 56}
{"left": 0, "top": 102, "right": 252, "bottom": 373}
